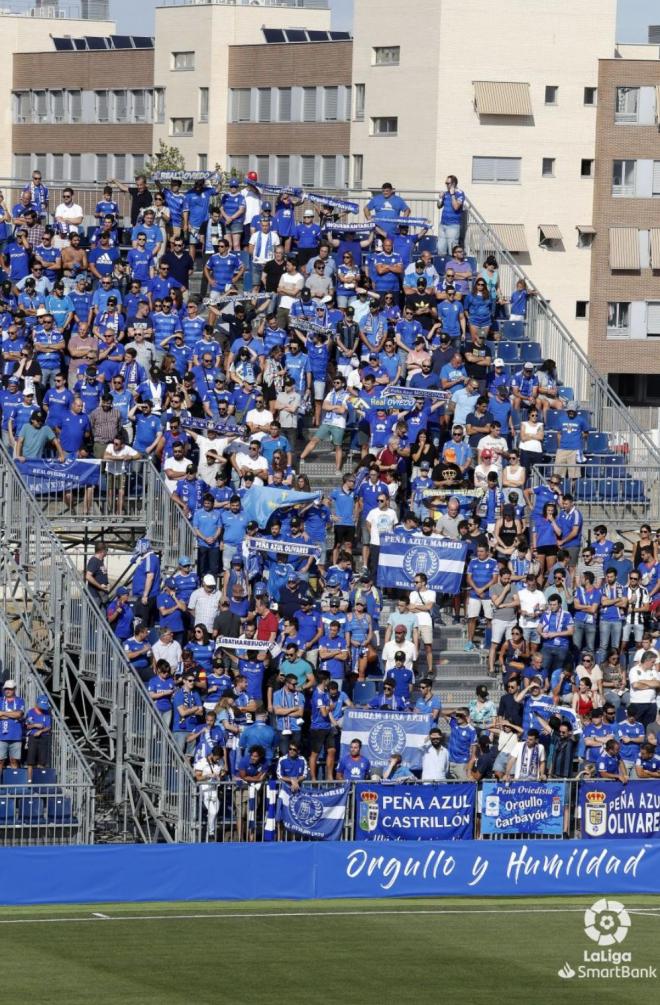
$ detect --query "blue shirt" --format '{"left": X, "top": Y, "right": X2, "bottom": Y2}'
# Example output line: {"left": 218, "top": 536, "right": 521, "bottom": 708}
{"left": 556, "top": 506, "right": 583, "bottom": 547}
{"left": 415, "top": 694, "right": 443, "bottom": 716}
{"left": 448, "top": 718, "right": 477, "bottom": 763}
{"left": 372, "top": 252, "right": 403, "bottom": 293}
{"left": 438, "top": 300, "right": 464, "bottom": 335}
{"left": 239, "top": 721, "right": 278, "bottom": 762}
{"left": 207, "top": 251, "right": 241, "bottom": 290}
{"left": 467, "top": 557, "right": 498, "bottom": 598}
{"left": 172, "top": 687, "right": 203, "bottom": 732}
{"left": 330, "top": 486, "right": 355, "bottom": 526}
{"left": 59, "top": 411, "right": 91, "bottom": 454}
{"left": 277, "top": 755, "right": 308, "bottom": 780}
{"left": 582, "top": 722, "right": 610, "bottom": 764}
{"left": 439, "top": 188, "right": 465, "bottom": 226}
{"left": 237, "top": 658, "right": 265, "bottom": 701}
{"left": 311, "top": 687, "right": 331, "bottom": 730}
{"left": 337, "top": 753, "right": 371, "bottom": 780}
{"left": 558, "top": 415, "right": 587, "bottom": 451}
{"left": 366, "top": 192, "right": 409, "bottom": 235}
{"left": 384, "top": 665, "right": 414, "bottom": 699}
{"left": 192, "top": 506, "right": 222, "bottom": 547}
{"left": 597, "top": 752, "right": 622, "bottom": 777}
{"left": 0, "top": 696, "right": 24, "bottom": 740}
{"left": 132, "top": 551, "right": 161, "bottom": 600}
{"left": 156, "top": 590, "right": 185, "bottom": 632}
{"left": 615, "top": 720, "right": 645, "bottom": 761}
{"left": 539, "top": 609, "right": 573, "bottom": 649}
{"left": 147, "top": 674, "right": 175, "bottom": 712}
{"left": 183, "top": 188, "right": 214, "bottom": 229}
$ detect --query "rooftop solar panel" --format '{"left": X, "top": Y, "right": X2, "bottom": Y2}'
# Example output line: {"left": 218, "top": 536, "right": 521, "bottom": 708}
{"left": 84, "top": 37, "right": 110, "bottom": 50}
{"left": 53, "top": 38, "right": 75, "bottom": 51}
{"left": 284, "top": 29, "right": 307, "bottom": 42}
{"left": 263, "top": 28, "right": 286, "bottom": 43}
{"left": 110, "top": 36, "right": 134, "bottom": 50}
{"left": 131, "top": 37, "right": 155, "bottom": 49}
{"left": 307, "top": 30, "right": 330, "bottom": 41}
{"left": 73, "top": 39, "right": 87, "bottom": 50}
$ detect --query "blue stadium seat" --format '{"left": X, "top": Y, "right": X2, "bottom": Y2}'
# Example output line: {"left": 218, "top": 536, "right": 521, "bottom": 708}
{"left": 542, "top": 431, "right": 558, "bottom": 454}
{"left": 2, "top": 768, "right": 28, "bottom": 788}
{"left": 416, "top": 235, "right": 438, "bottom": 255}
{"left": 600, "top": 479, "right": 619, "bottom": 502}
{"left": 46, "top": 796, "right": 75, "bottom": 824}
{"left": 433, "top": 255, "right": 448, "bottom": 276}
{"left": 623, "top": 478, "right": 646, "bottom": 502}
{"left": 494, "top": 341, "right": 519, "bottom": 362}
{"left": 352, "top": 681, "right": 379, "bottom": 705}
{"left": 587, "top": 432, "right": 610, "bottom": 455}
{"left": 18, "top": 795, "right": 44, "bottom": 824}
{"left": 560, "top": 386, "right": 574, "bottom": 402}
{"left": 501, "top": 320, "right": 525, "bottom": 341}
{"left": 519, "top": 342, "right": 543, "bottom": 365}
{"left": 0, "top": 796, "right": 14, "bottom": 823}
{"left": 544, "top": 411, "right": 563, "bottom": 432}
{"left": 466, "top": 256, "right": 478, "bottom": 277}
{"left": 576, "top": 409, "right": 594, "bottom": 430}
{"left": 575, "top": 481, "right": 602, "bottom": 502}
{"left": 31, "top": 768, "right": 57, "bottom": 786}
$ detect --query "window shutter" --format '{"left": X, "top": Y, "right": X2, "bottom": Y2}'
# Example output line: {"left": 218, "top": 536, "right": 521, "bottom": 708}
{"left": 647, "top": 302, "right": 660, "bottom": 335}
{"left": 278, "top": 88, "right": 291, "bottom": 122}
{"left": 303, "top": 87, "right": 317, "bottom": 121}
{"left": 324, "top": 86, "right": 338, "bottom": 121}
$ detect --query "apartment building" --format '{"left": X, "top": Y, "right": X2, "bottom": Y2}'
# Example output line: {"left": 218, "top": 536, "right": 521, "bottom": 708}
{"left": 588, "top": 51, "right": 660, "bottom": 407}
{"left": 349, "top": 0, "right": 617, "bottom": 349}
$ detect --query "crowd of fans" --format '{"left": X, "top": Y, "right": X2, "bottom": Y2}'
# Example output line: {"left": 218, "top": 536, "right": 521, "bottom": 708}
{"left": 2, "top": 168, "right": 660, "bottom": 835}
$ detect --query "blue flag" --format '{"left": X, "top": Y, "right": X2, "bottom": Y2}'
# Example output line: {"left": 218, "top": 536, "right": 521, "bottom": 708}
{"left": 580, "top": 780, "right": 660, "bottom": 840}
{"left": 16, "top": 458, "right": 101, "bottom": 495}
{"left": 481, "top": 781, "right": 566, "bottom": 836}
{"left": 340, "top": 709, "right": 432, "bottom": 772}
{"left": 377, "top": 533, "right": 467, "bottom": 592}
{"left": 355, "top": 783, "right": 475, "bottom": 841}
{"left": 241, "top": 486, "right": 320, "bottom": 529}
{"left": 277, "top": 783, "right": 349, "bottom": 840}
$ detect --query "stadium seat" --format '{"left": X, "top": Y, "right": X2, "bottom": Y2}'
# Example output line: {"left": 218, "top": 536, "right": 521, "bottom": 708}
{"left": 560, "top": 386, "right": 574, "bottom": 402}
{"left": 0, "top": 796, "right": 14, "bottom": 823}
{"left": 494, "top": 341, "right": 519, "bottom": 363}
{"left": 519, "top": 342, "right": 543, "bottom": 365}
{"left": 587, "top": 432, "right": 610, "bottom": 455}
{"left": 542, "top": 431, "right": 558, "bottom": 454}
{"left": 433, "top": 255, "right": 448, "bottom": 276}
{"left": 600, "top": 479, "right": 619, "bottom": 502}
{"left": 501, "top": 320, "right": 525, "bottom": 341}
{"left": 416, "top": 235, "right": 438, "bottom": 255}
{"left": 2, "top": 768, "right": 28, "bottom": 788}
{"left": 466, "top": 256, "right": 478, "bottom": 277}
{"left": 31, "top": 768, "right": 57, "bottom": 786}
{"left": 575, "top": 481, "right": 602, "bottom": 502}
{"left": 352, "top": 681, "right": 379, "bottom": 705}
{"left": 576, "top": 409, "right": 594, "bottom": 430}
{"left": 544, "top": 410, "right": 563, "bottom": 432}
{"left": 18, "top": 795, "right": 44, "bottom": 824}
{"left": 623, "top": 478, "right": 646, "bottom": 502}
{"left": 46, "top": 796, "right": 75, "bottom": 824}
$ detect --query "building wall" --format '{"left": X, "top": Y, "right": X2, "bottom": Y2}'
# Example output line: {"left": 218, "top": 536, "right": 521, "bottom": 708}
{"left": 0, "top": 14, "right": 115, "bottom": 176}
{"left": 588, "top": 58, "right": 660, "bottom": 382}
{"left": 350, "top": 0, "right": 617, "bottom": 351}
{"left": 152, "top": 4, "right": 332, "bottom": 172}
{"left": 12, "top": 49, "right": 153, "bottom": 90}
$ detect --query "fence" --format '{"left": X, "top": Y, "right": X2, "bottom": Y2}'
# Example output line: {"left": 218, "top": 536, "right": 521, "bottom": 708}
{"left": 0, "top": 441, "right": 199, "bottom": 841}
{"left": 191, "top": 777, "right": 623, "bottom": 844}
{"left": 529, "top": 462, "right": 660, "bottom": 528}
{"left": 0, "top": 607, "right": 95, "bottom": 845}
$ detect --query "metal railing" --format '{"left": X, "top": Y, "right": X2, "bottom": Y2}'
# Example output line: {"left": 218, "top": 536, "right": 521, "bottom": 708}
{"left": 0, "top": 442, "right": 199, "bottom": 841}
{"left": 529, "top": 462, "right": 660, "bottom": 528}
{"left": 0, "top": 607, "right": 95, "bottom": 845}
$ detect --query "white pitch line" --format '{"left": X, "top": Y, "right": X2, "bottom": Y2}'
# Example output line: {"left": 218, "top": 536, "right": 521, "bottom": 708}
{"left": 0, "top": 906, "right": 610, "bottom": 925}
{"left": 91, "top": 912, "right": 110, "bottom": 919}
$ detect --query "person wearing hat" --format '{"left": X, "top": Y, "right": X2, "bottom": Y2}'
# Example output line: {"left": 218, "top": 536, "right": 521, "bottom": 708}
{"left": 0, "top": 680, "right": 25, "bottom": 772}
{"left": 511, "top": 360, "right": 539, "bottom": 413}
{"left": 25, "top": 694, "right": 52, "bottom": 782}
{"left": 106, "top": 586, "right": 135, "bottom": 642}
{"left": 14, "top": 408, "right": 66, "bottom": 462}
{"left": 292, "top": 207, "right": 321, "bottom": 267}
{"left": 187, "top": 573, "right": 221, "bottom": 635}
{"left": 555, "top": 401, "right": 589, "bottom": 485}
{"left": 365, "top": 181, "right": 410, "bottom": 238}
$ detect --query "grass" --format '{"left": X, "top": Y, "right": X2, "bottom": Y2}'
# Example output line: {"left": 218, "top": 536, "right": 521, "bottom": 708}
{"left": 5, "top": 896, "right": 659, "bottom": 1004}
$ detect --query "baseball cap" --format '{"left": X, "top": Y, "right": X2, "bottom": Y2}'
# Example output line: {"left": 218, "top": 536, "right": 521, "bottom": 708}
{"left": 303, "top": 209, "right": 314, "bottom": 217}
{"left": 523, "top": 361, "right": 534, "bottom": 370}
{"left": 164, "top": 577, "right": 176, "bottom": 589}
{"left": 420, "top": 460, "right": 431, "bottom": 470}
{"left": 178, "top": 556, "right": 192, "bottom": 566}
{"left": 261, "top": 201, "right": 272, "bottom": 212}
{"left": 202, "top": 574, "right": 216, "bottom": 587}
{"left": 254, "top": 583, "right": 268, "bottom": 595}
{"left": 3, "top": 680, "right": 16, "bottom": 690}
{"left": 493, "top": 357, "right": 505, "bottom": 367}
{"left": 415, "top": 258, "right": 425, "bottom": 268}
{"left": 36, "top": 694, "right": 50, "bottom": 711}
{"left": 116, "top": 586, "right": 130, "bottom": 597}
{"left": 7, "top": 376, "right": 19, "bottom": 386}
{"left": 394, "top": 624, "right": 406, "bottom": 633}
{"left": 229, "top": 178, "right": 239, "bottom": 188}
{"left": 287, "top": 572, "right": 299, "bottom": 582}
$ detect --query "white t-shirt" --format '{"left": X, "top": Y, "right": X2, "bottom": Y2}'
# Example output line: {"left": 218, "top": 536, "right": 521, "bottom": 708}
{"left": 520, "top": 420, "right": 543, "bottom": 453}
{"left": 151, "top": 638, "right": 182, "bottom": 672}
{"left": 421, "top": 743, "right": 449, "bottom": 782}
{"left": 194, "top": 434, "right": 223, "bottom": 485}
{"left": 103, "top": 442, "right": 139, "bottom": 475}
{"left": 381, "top": 638, "right": 417, "bottom": 671}
{"left": 511, "top": 740, "right": 546, "bottom": 779}
{"left": 245, "top": 407, "right": 274, "bottom": 440}
{"left": 365, "top": 505, "right": 397, "bottom": 545}
{"left": 235, "top": 451, "right": 268, "bottom": 485}
{"left": 409, "top": 588, "right": 436, "bottom": 628}
{"left": 518, "top": 588, "right": 547, "bottom": 629}
{"left": 628, "top": 665, "right": 659, "bottom": 705}
{"left": 54, "top": 201, "right": 83, "bottom": 234}
{"left": 163, "top": 456, "right": 189, "bottom": 493}
{"left": 251, "top": 228, "right": 280, "bottom": 264}
{"left": 278, "top": 271, "right": 304, "bottom": 309}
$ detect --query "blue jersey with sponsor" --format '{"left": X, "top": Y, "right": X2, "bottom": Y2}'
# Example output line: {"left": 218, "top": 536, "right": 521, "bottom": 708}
{"left": 467, "top": 557, "right": 498, "bottom": 598}
{"left": 337, "top": 753, "right": 371, "bottom": 780}
{"left": 448, "top": 718, "right": 477, "bottom": 763}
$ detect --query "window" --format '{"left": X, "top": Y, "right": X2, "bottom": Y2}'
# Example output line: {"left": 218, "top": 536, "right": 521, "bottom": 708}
{"left": 14, "top": 154, "right": 30, "bottom": 178}
{"left": 345, "top": 86, "right": 351, "bottom": 122}
{"left": 113, "top": 90, "right": 128, "bottom": 123}
{"left": 96, "top": 154, "right": 108, "bottom": 182}
{"left": 154, "top": 89, "right": 165, "bottom": 124}
{"left": 34, "top": 154, "right": 47, "bottom": 176}
{"left": 575, "top": 301, "right": 589, "bottom": 318}
{"left": 373, "top": 46, "right": 400, "bottom": 66}
{"left": 257, "top": 88, "right": 271, "bottom": 124}
{"left": 303, "top": 87, "right": 317, "bottom": 122}
{"left": 96, "top": 90, "right": 109, "bottom": 122}
{"left": 33, "top": 91, "right": 48, "bottom": 123}
{"left": 69, "top": 154, "right": 81, "bottom": 182}
{"left": 132, "top": 90, "right": 147, "bottom": 123}
{"left": 584, "top": 87, "right": 597, "bottom": 105}
{"left": 653, "top": 160, "right": 660, "bottom": 197}
{"left": 51, "top": 90, "right": 65, "bottom": 122}
{"left": 113, "top": 154, "right": 125, "bottom": 180}
{"left": 276, "top": 155, "right": 289, "bottom": 187}
{"left": 581, "top": 159, "right": 594, "bottom": 178}
{"left": 255, "top": 156, "right": 269, "bottom": 184}
{"left": 648, "top": 303, "right": 660, "bottom": 336}
{"left": 342, "top": 156, "right": 350, "bottom": 189}
{"left": 321, "top": 155, "right": 336, "bottom": 188}
{"left": 228, "top": 156, "right": 248, "bottom": 177}
{"left": 199, "top": 87, "right": 209, "bottom": 123}
{"left": 171, "top": 118, "right": 193, "bottom": 137}
{"left": 14, "top": 92, "right": 30, "bottom": 123}
{"left": 353, "top": 154, "right": 364, "bottom": 190}
{"left": 69, "top": 90, "right": 82, "bottom": 123}
{"left": 301, "top": 155, "right": 316, "bottom": 187}
{"left": 172, "top": 51, "right": 194, "bottom": 71}
{"left": 51, "top": 154, "right": 64, "bottom": 181}
{"left": 576, "top": 226, "right": 596, "bottom": 248}
{"left": 607, "top": 302, "right": 630, "bottom": 333}
{"left": 612, "top": 159, "right": 636, "bottom": 197}
{"left": 323, "top": 86, "right": 338, "bottom": 122}
{"left": 544, "top": 85, "right": 558, "bottom": 105}
{"left": 198, "top": 154, "right": 208, "bottom": 171}
{"left": 278, "top": 88, "right": 291, "bottom": 123}
{"left": 472, "top": 156, "right": 521, "bottom": 183}
{"left": 542, "top": 157, "right": 555, "bottom": 177}
{"left": 133, "top": 154, "right": 145, "bottom": 175}
{"left": 231, "top": 89, "right": 251, "bottom": 123}
{"left": 615, "top": 86, "right": 639, "bottom": 123}
{"left": 371, "top": 116, "right": 398, "bottom": 136}
{"left": 354, "top": 83, "right": 365, "bottom": 121}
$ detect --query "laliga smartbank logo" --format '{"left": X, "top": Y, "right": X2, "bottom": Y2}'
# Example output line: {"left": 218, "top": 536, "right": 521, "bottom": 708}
{"left": 556, "top": 899, "right": 656, "bottom": 981}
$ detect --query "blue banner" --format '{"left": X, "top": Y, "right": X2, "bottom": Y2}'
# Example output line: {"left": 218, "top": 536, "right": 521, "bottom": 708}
{"left": 241, "top": 486, "right": 321, "bottom": 529}
{"left": 340, "top": 709, "right": 432, "bottom": 772}
{"left": 481, "top": 781, "right": 566, "bottom": 836}
{"left": 580, "top": 781, "right": 660, "bottom": 840}
{"left": 277, "top": 784, "right": 349, "bottom": 840}
{"left": 306, "top": 193, "right": 359, "bottom": 214}
{"left": 355, "top": 783, "right": 475, "bottom": 841}
{"left": 0, "top": 840, "right": 658, "bottom": 903}
{"left": 17, "top": 459, "right": 101, "bottom": 495}
{"left": 377, "top": 533, "right": 468, "bottom": 592}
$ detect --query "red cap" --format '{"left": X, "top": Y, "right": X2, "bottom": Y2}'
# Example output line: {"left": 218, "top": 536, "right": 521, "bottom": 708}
{"left": 395, "top": 624, "right": 407, "bottom": 632}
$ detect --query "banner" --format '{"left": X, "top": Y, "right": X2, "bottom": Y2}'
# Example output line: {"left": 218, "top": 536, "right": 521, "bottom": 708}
{"left": 305, "top": 193, "right": 359, "bottom": 214}
{"left": 481, "top": 781, "right": 566, "bottom": 836}
{"left": 385, "top": 385, "right": 451, "bottom": 402}
{"left": 247, "top": 538, "right": 321, "bottom": 559}
{"left": 377, "top": 533, "right": 468, "bottom": 592}
{"left": 152, "top": 170, "right": 217, "bottom": 183}
{"left": 277, "top": 783, "right": 349, "bottom": 839}
{"left": 355, "top": 783, "right": 475, "bottom": 841}
{"left": 180, "top": 416, "right": 246, "bottom": 437}
{"left": 214, "top": 636, "right": 271, "bottom": 652}
{"left": 241, "top": 486, "right": 321, "bottom": 529}
{"left": 580, "top": 781, "right": 660, "bottom": 840}
{"left": 16, "top": 459, "right": 101, "bottom": 495}
{"left": 204, "top": 292, "right": 271, "bottom": 308}
{"left": 372, "top": 215, "right": 431, "bottom": 229}
{"left": 366, "top": 395, "right": 416, "bottom": 411}
{"left": 323, "top": 222, "right": 375, "bottom": 233}
{"left": 255, "top": 182, "right": 304, "bottom": 198}
{"left": 288, "top": 318, "right": 333, "bottom": 336}
{"left": 340, "top": 709, "right": 432, "bottom": 772}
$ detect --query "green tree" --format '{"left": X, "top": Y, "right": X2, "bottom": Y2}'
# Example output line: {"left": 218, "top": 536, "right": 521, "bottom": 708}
{"left": 143, "top": 141, "right": 186, "bottom": 179}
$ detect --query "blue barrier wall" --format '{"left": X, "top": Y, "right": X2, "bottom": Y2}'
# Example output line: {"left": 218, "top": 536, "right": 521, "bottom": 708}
{"left": 1, "top": 839, "right": 659, "bottom": 905}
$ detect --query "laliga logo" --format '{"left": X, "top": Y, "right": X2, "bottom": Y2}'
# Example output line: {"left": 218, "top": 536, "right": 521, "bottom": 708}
{"left": 584, "top": 898, "right": 631, "bottom": 946}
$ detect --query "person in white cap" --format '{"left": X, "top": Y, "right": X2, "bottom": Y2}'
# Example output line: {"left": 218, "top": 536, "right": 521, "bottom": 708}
{"left": 187, "top": 574, "right": 221, "bottom": 634}
{"left": 0, "top": 680, "right": 25, "bottom": 772}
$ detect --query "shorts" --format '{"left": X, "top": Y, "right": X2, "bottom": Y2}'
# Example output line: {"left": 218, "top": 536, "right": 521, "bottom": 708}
{"left": 313, "top": 379, "right": 326, "bottom": 400}
{"left": 449, "top": 761, "right": 470, "bottom": 780}
{"left": 208, "top": 289, "right": 228, "bottom": 305}
{"left": 222, "top": 543, "right": 238, "bottom": 571}
{"left": 334, "top": 525, "right": 355, "bottom": 546}
{"left": 26, "top": 734, "right": 51, "bottom": 767}
{"left": 622, "top": 623, "right": 644, "bottom": 643}
{"left": 536, "top": 544, "right": 558, "bottom": 557}
{"left": 310, "top": 728, "right": 334, "bottom": 754}
{"left": 417, "top": 623, "right": 433, "bottom": 645}
{"left": 554, "top": 448, "right": 579, "bottom": 479}
{"left": 492, "top": 750, "right": 510, "bottom": 774}
{"left": 491, "top": 619, "right": 515, "bottom": 645}
{"left": 467, "top": 597, "right": 493, "bottom": 620}
{"left": 226, "top": 220, "right": 244, "bottom": 234}
{"left": 521, "top": 627, "right": 540, "bottom": 644}
{"left": 316, "top": 423, "right": 345, "bottom": 447}
{"left": 471, "top": 323, "right": 491, "bottom": 338}
{"left": 0, "top": 740, "right": 22, "bottom": 760}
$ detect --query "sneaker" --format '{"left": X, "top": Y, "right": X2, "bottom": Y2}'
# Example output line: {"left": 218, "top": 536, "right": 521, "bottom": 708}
{"left": 452, "top": 615, "right": 461, "bottom": 625}
{"left": 464, "top": 641, "right": 475, "bottom": 652}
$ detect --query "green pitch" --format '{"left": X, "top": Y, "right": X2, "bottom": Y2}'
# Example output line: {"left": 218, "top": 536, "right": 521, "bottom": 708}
{"left": 4, "top": 896, "right": 659, "bottom": 1004}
